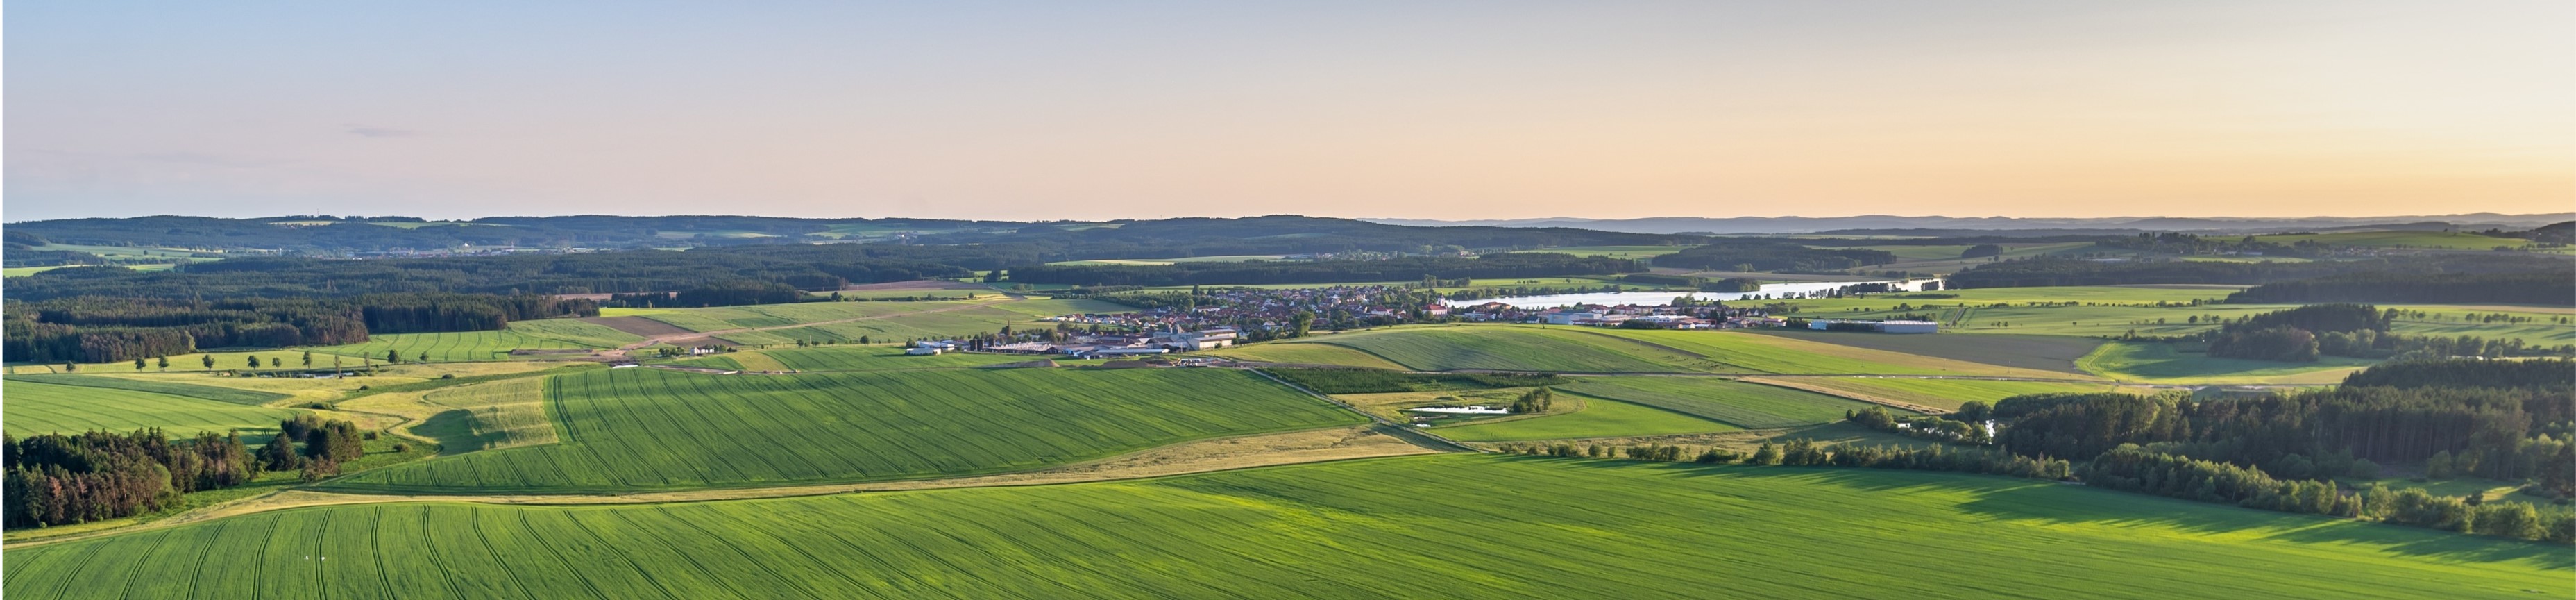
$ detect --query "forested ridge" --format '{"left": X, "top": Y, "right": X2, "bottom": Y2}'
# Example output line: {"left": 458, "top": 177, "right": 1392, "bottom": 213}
{"left": 1650, "top": 238, "right": 1897, "bottom": 272}
{"left": 3, "top": 294, "right": 595, "bottom": 362}
{"left": 1948, "top": 254, "right": 2568, "bottom": 289}
{"left": 2227, "top": 269, "right": 2575, "bottom": 306}
{"left": 1006, "top": 253, "right": 1642, "bottom": 286}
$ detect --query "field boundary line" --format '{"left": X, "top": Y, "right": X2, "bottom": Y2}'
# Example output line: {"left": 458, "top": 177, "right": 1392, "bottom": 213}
{"left": 1736, "top": 376, "right": 1947, "bottom": 415}
{"left": 1244, "top": 367, "right": 1482, "bottom": 453}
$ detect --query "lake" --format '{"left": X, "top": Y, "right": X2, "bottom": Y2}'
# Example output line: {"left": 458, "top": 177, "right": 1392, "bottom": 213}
{"left": 1443, "top": 278, "right": 1940, "bottom": 308}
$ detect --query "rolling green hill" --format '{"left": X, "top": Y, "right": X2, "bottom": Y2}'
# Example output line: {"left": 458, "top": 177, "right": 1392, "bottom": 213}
{"left": 8, "top": 456, "right": 2561, "bottom": 599}
{"left": 2, "top": 380, "right": 296, "bottom": 438}
{"left": 324, "top": 367, "right": 1362, "bottom": 492}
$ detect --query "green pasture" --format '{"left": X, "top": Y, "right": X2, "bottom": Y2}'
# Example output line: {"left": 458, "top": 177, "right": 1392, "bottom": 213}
{"left": 1583, "top": 328, "right": 2093, "bottom": 378}
{"left": 1759, "top": 377, "right": 2119, "bottom": 411}
{"left": 2, "top": 380, "right": 296, "bottom": 438}
{"left": 3, "top": 374, "right": 291, "bottom": 405}
{"left": 308, "top": 330, "right": 598, "bottom": 362}
{"left": 12, "top": 456, "right": 2564, "bottom": 599}
{"left": 1560, "top": 376, "right": 1905, "bottom": 428}
{"left": 1434, "top": 392, "right": 1739, "bottom": 441}
{"left": 1743, "top": 330, "right": 2105, "bottom": 374}
{"left": 1209, "top": 342, "right": 1413, "bottom": 369}
{"left": 683, "top": 345, "right": 1040, "bottom": 372}
{"left": 2076, "top": 342, "right": 2373, "bottom": 384}
{"left": 1287, "top": 326, "right": 1720, "bottom": 372}
{"left": 502, "top": 318, "right": 647, "bottom": 348}
{"left": 405, "top": 377, "right": 559, "bottom": 453}
{"left": 325, "top": 366, "right": 1362, "bottom": 492}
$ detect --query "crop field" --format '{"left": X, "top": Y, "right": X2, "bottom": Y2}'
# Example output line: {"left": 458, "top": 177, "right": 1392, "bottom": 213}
{"left": 1290, "top": 326, "right": 1720, "bottom": 372}
{"left": 1561, "top": 376, "right": 1902, "bottom": 428}
{"left": 309, "top": 330, "right": 600, "bottom": 362}
{"left": 2076, "top": 342, "right": 2373, "bottom": 384}
{"left": 1744, "top": 377, "right": 2118, "bottom": 411}
{"left": 2248, "top": 231, "right": 2532, "bottom": 249}
{"left": 1743, "top": 330, "right": 2105, "bottom": 374}
{"left": 403, "top": 377, "right": 559, "bottom": 453}
{"left": 325, "top": 367, "right": 1362, "bottom": 492}
{"left": 620, "top": 299, "right": 1121, "bottom": 346}
{"left": 1585, "top": 329, "right": 2094, "bottom": 378}
{"left": 1435, "top": 392, "right": 1739, "bottom": 441}
{"left": 684, "top": 346, "right": 1039, "bottom": 372}
{"left": 10, "top": 456, "right": 2564, "bottom": 599}
{"left": 500, "top": 319, "right": 646, "bottom": 348}
{"left": 3, "top": 380, "right": 296, "bottom": 438}
{"left": 4, "top": 374, "right": 289, "bottom": 405}
{"left": 1209, "top": 342, "right": 1413, "bottom": 369}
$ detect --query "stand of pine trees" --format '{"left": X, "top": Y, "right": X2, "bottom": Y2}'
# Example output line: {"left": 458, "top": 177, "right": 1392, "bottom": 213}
{"left": 2, "top": 430, "right": 261, "bottom": 528}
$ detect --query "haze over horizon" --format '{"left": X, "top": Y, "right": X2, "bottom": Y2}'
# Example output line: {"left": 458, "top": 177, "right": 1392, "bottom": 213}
{"left": 8, "top": 1, "right": 2571, "bottom": 222}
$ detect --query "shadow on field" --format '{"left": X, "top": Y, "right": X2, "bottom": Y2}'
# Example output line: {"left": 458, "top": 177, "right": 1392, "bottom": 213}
{"left": 413, "top": 409, "right": 501, "bottom": 454}
{"left": 1504, "top": 458, "right": 2573, "bottom": 570}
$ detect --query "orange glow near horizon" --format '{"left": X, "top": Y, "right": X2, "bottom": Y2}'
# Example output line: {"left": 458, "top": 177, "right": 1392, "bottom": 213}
{"left": 4, "top": 1, "right": 2570, "bottom": 221}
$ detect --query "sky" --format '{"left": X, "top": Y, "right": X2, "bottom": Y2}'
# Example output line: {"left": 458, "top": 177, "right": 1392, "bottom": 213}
{"left": 6, "top": 1, "right": 2571, "bottom": 222}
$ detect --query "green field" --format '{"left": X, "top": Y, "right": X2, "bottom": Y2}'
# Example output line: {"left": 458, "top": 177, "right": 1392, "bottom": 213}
{"left": 4, "top": 374, "right": 291, "bottom": 405}
{"left": 1434, "top": 392, "right": 1740, "bottom": 441}
{"left": 1584, "top": 328, "right": 2094, "bottom": 378}
{"left": 628, "top": 299, "right": 1128, "bottom": 347}
{"left": 1743, "top": 330, "right": 2105, "bottom": 374}
{"left": 501, "top": 318, "right": 647, "bottom": 348}
{"left": 405, "top": 377, "right": 559, "bottom": 453}
{"left": 1559, "top": 376, "right": 1906, "bottom": 428}
{"left": 1780, "top": 285, "right": 2575, "bottom": 346}
{"left": 1288, "top": 326, "right": 1719, "bottom": 372}
{"left": 682, "top": 345, "right": 1041, "bottom": 372}
{"left": 2, "top": 380, "right": 296, "bottom": 438}
{"left": 2076, "top": 342, "right": 2374, "bottom": 384}
{"left": 307, "top": 330, "right": 602, "bottom": 362}
{"left": 325, "top": 367, "right": 1362, "bottom": 492}
{"left": 1752, "top": 377, "right": 2119, "bottom": 410}
{"left": 9, "top": 456, "right": 2562, "bottom": 599}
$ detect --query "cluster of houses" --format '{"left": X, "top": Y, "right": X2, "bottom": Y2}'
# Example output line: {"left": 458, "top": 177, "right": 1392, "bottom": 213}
{"left": 974, "top": 328, "right": 1240, "bottom": 358}
{"left": 1444, "top": 302, "right": 1788, "bottom": 330}
{"left": 1046, "top": 285, "right": 1439, "bottom": 334}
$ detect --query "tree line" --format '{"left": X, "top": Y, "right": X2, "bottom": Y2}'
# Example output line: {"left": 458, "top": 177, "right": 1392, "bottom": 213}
{"left": 1947, "top": 254, "right": 2564, "bottom": 289}
{"left": 3, "top": 294, "right": 595, "bottom": 363}
{"left": 2227, "top": 269, "right": 2576, "bottom": 306}
{"left": 3, "top": 429, "right": 261, "bottom": 528}
{"left": 1649, "top": 239, "right": 1897, "bottom": 272}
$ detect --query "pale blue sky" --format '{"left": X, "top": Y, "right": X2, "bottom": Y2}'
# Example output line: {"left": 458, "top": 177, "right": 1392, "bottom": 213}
{"left": 6, "top": 1, "right": 2570, "bottom": 221}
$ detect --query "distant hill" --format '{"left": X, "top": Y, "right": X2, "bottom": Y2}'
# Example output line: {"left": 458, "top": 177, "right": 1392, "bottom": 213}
{"left": 1362, "top": 213, "right": 2576, "bottom": 235}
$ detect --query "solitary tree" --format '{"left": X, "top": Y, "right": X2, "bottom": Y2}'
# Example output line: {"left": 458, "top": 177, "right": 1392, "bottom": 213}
{"left": 386, "top": 350, "right": 401, "bottom": 364}
{"left": 157, "top": 356, "right": 170, "bottom": 370}
{"left": 417, "top": 351, "right": 428, "bottom": 363}
{"left": 271, "top": 358, "right": 282, "bottom": 367}
{"left": 302, "top": 351, "right": 312, "bottom": 367}
{"left": 62, "top": 362, "right": 76, "bottom": 372}
{"left": 135, "top": 358, "right": 148, "bottom": 370}
{"left": 248, "top": 356, "right": 262, "bottom": 369}
{"left": 202, "top": 355, "right": 216, "bottom": 369}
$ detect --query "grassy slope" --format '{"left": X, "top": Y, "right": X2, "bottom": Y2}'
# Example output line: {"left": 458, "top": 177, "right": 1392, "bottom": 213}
{"left": 1207, "top": 342, "right": 1412, "bottom": 369}
{"left": 1291, "top": 326, "right": 1717, "bottom": 372}
{"left": 324, "top": 367, "right": 1362, "bottom": 492}
{"left": 8, "top": 456, "right": 2563, "bottom": 599}
{"left": 3, "top": 381, "right": 295, "bottom": 438}
{"left": 1588, "top": 329, "right": 2095, "bottom": 378}
{"left": 404, "top": 377, "right": 559, "bottom": 453}
{"left": 502, "top": 318, "right": 647, "bottom": 348}
{"left": 1434, "top": 393, "right": 1740, "bottom": 441}
{"left": 3, "top": 374, "right": 289, "bottom": 405}
{"left": 2077, "top": 342, "right": 2372, "bottom": 384}
{"left": 307, "top": 330, "right": 599, "bottom": 362}
{"left": 1740, "top": 330, "right": 2104, "bottom": 374}
{"left": 689, "top": 346, "right": 1040, "bottom": 372}
{"left": 1761, "top": 377, "right": 2119, "bottom": 410}
{"left": 1560, "top": 376, "right": 1903, "bottom": 428}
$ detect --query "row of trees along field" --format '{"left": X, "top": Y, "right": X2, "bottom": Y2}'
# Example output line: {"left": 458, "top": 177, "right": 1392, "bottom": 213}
{"left": 2, "top": 430, "right": 260, "bottom": 528}
{"left": 1944, "top": 253, "right": 2565, "bottom": 290}
{"left": 1003, "top": 253, "right": 1644, "bottom": 286}
{"left": 2226, "top": 269, "right": 2576, "bottom": 306}
{"left": 1647, "top": 238, "right": 1897, "bottom": 272}
{"left": 2198, "top": 304, "right": 2575, "bottom": 362}
{"left": 1, "top": 294, "right": 596, "bottom": 363}
{"left": 1, "top": 415, "right": 374, "bottom": 529}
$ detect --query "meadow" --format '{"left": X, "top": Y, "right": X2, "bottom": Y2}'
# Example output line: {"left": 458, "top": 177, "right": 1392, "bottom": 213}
{"left": 1740, "top": 330, "right": 2104, "bottom": 374}
{"left": 325, "top": 366, "right": 1362, "bottom": 492}
{"left": 2075, "top": 342, "right": 2373, "bottom": 384}
{"left": 307, "top": 330, "right": 604, "bottom": 362}
{"left": 1558, "top": 376, "right": 1906, "bottom": 428}
{"left": 1208, "top": 342, "right": 1412, "bottom": 369}
{"left": 1433, "top": 392, "right": 1740, "bottom": 441}
{"left": 401, "top": 377, "right": 559, "bottom": 453}
{"left": 5, "top": 374, "right": 289, "bottom": 405}
{"left": 1583, "top": 328, "right": 2094, "bottom": 378}
{"left": 625, "top": 298, "right": 1128, "bottom": 347}
{"left": 2, "top": 380, "right": 296, "bottom": 438}
{"left": 8, "top": 456, "right": 2564, "bottom": 599}
{"left": 679, "top": 345, "right": 1042, "bottom": 372}
{"left": 1284, "top": 326, "right": 1720, "bottom": 373}
{"left": 1742, "top": 377, "right": 2119, "bottom": 411}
